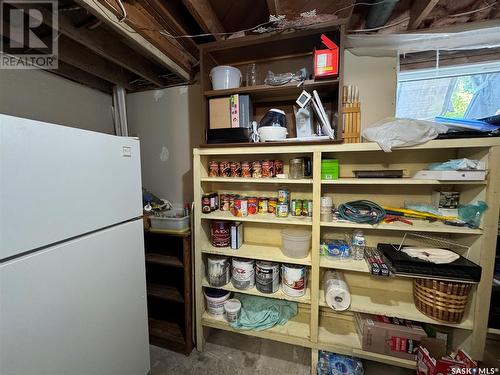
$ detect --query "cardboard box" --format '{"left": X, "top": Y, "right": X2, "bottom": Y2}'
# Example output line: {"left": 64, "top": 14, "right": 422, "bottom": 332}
{"left": 314, "top": 34, "right": 339, "bottom": 79}
{"left": 354, "top": 313, "right": 427, "bottom": 360}
{"left": 416, "top": 346, "right": 477, "bottom": 375}
{"left": 209, "top": 97, "right": 231, "bottom": 129}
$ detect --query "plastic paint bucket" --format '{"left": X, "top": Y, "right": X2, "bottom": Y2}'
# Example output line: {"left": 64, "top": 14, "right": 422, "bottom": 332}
{"left": 204, "top": 288, "right": 231, "bottom": 316}
{"left": 231, "top": 258, "right": 255, "bottom": 290}
{"left": 255, "top": 261, "right": 280, "bottom": 294}
{"left": 224, "top": 298, "right": 242, "bottom": 323}
{"left": 207, "top": 255, "right": 230, "bottom": 287}
{"left": 281, "top": 264, "right": 306, "bottom": 297}
{"left": 210, "top": 65, "right": 242, "bottom": 90}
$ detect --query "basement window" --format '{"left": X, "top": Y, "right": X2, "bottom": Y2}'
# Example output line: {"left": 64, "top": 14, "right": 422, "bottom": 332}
{"left": 396, "top": 61, "right": 500, "bottom": 120}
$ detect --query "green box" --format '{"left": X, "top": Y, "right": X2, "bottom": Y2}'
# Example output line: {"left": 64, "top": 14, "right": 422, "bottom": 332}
{"left": 321, "top": 159, "right": 339, "bottom": 180}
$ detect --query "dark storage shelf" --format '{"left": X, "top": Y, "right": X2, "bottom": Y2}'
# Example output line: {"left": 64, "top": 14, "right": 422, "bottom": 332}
{"left": 148, "top": 318, "right": 187, "bottom": 352}
{"left": 147, "top": 283, "right": 184, "bottom": 303}
{"left": 145, "top": 253, "right": 183, "bottom": 268}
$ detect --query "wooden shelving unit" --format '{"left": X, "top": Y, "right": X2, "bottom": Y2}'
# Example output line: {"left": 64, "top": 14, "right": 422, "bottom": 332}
{"left": 194, "top": 139, "right": 500, "bottom": 374}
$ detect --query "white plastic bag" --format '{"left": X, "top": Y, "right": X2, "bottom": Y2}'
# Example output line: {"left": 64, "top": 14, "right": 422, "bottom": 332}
{"left": 361, "top": 118, "right": 448, "bottom": 152}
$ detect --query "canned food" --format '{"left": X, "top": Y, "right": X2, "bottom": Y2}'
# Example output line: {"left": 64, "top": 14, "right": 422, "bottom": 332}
{"left": 303, "top": 199, "right": 313, "bottom": 217}
{"left": 231, "top": 198, "right": 248, "bottom": 217}
{"left": 241, "top": 161, "right": 251, "bottom": 178}
{"left": 219, "top": 160, "right": 231, "bottom": 177}
{"left": 229, "top": 195, "right": 237, "bottom": 211}
{"left": 202, "top": 194, "right": 211, "bottom": 213}
{"left": 209, "top": 192, "right": 218, "bottom": 211}
{"left": 277, "top": 187, "right": 290, "bottom": 204}
{"left": 220, "top": 194, "right": 230, "bottom": 211}
{"left": 274, "top": 160, "right": 284, "bottom": 175}
{"left": 268, "top": 198, "right": 278, "bottom": 214}
{"left": 291, "top": 199, "right": 302, "bottom": 216}
{"left": 276, "top": 202, "right": 289, "bottom": 217}
{"left": 230, "top": 161, "right": 241, "bottom": 177}
{"left": 208, "top": 161, "right": 219, "bottom": 177}
{"left": 262, "top": 160, "right": 273, "bottom": 178}
{"left": 258, "top": 198, "right": 268, "bottom": 214}
{"left": 247, "top": 197, "right": 258, "bottom": 215}
{"left": 211, "top": 221, "right": 230, "bottom": 247}
{"left": 252, "top": 161, "right": 262, "bottom": 178}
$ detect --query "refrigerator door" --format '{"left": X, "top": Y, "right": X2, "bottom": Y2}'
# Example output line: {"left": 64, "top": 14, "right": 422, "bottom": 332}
{"left": 0, "top": 114, "right": 143, "bottom": 260}
{"left": 0, "top": 219, "right": 150, "bottom": 375}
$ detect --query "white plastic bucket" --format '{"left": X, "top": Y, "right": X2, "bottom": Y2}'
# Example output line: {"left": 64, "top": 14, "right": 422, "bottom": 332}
{"left": 210, "top": 65, "right": 242, "bottom": 90}
{"left": 224, "top": 298, "right": 241, "bottom": 323}
{"left": 204, "top": 288, "right": 231, "bottom": 316}
{"left": 281, "top": 229, "right": 311, "bottom": 258}
{"left": 282, "top": 264, "right": 306, "bottom": 297}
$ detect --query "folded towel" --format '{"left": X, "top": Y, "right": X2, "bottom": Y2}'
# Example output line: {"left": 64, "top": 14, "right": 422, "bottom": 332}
{"left": 402, "top": 247, "right": 459, "bottom": 264}
{"left": 230, "top": 293, "right": 298, "bottom": 331}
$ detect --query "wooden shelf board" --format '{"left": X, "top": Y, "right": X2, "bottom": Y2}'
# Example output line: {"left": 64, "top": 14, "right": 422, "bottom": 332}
{"left": 353, "top": 349, "right": 416, "bottom": 369}
{"left": 145, "top": 253, "right": 183, "bottom": 268}
{"left": 321, "top": 219, "right": 482, "bottom": 235}
{"left": 202, "top": 211, "right": 312, "bottom": 226}
{"left": 322, "top": 178, "right": 487, "bottom": 185}
{"left": 202, "top": 310, "right": 311, "bottom": 347}
{"left": 147, "top": 283, "right": 184, "bottom": 303}
{"left": 318, "top": 287, "right": 474, "bottom": 330}
{"left": 320, "top": 257, "right": 369, "bottom": 273}
{"left": 148, "top": 318, "right": 186, "bottom": 345}
{"left": 201, "top": 241, "right": 311, "bottom": 265}
{"left": 202, "top": 278, "right": 311, "bottom": 304}
{"left": 204, "top": 79, "right": 339, "bottom": 103}
{"left": 201, "top": 177, "right": 313, "bottom": 184}
{"left": 488, "top": 327, "right": 500, "bottom": 335}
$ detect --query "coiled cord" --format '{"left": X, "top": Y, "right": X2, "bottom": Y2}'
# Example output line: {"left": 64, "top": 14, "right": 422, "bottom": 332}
{"left": 337, "top": 200, "right": 386, "bottom": 225}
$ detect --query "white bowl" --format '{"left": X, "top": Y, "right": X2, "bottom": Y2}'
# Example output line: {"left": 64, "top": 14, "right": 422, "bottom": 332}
{"left": 258, "top": 127, "right": 287, "bottom": 142}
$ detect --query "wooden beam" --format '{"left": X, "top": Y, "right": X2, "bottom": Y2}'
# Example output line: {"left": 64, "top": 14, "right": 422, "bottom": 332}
{"left": 12, "top": 2, "right": 166, "bottom": 87}
{"left": 182, "top": 0, "right": 225, "bottom": 40}
{"left": 408, "top": 0, "right": 440, "bottom": 30}
{"left": 49, "top": 61, "right": 114, "bottom": 93}
{"left": 266, "top": 0, "right": 279, "bottom": 15}
{"left": 139, "top": 0, "right": 199, "bottom": 59}
{"left": 74, "top": 0, "right": 190, "bottom": 80}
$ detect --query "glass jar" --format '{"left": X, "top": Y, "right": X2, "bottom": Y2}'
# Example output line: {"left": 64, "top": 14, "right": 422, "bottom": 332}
{"left": 289, "top": 158, "right": 305, "bottom": 179}
{"left": 246, "top": 63, "right": 257, "bottom": 86}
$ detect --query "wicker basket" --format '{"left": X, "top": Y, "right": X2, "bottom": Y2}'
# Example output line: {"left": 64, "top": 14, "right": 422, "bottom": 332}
{"left": 413, "top": 278, "right": 472, "bottom": 324}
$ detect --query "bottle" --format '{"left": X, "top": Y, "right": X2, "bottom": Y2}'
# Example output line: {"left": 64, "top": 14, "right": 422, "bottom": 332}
{"left": 351, "top": 230, "right": 365, "bottom": 260}
{"left": 246, "top": 63, "right": 257, "bottom": 86}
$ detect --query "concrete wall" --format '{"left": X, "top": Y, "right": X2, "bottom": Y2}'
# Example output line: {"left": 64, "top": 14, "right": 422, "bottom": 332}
{"left": 0, "top": 69, "right": 114, "bottom": 133}
{"left": 343, "top": 50, "right": 397, "bottom": 129}
{"left": 126, "top": 85, "right": 202, "bottom": 205}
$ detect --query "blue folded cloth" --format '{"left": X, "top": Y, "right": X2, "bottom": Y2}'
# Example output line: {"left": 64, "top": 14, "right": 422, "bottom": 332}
{"left": 230, "top": 293, "right": 298, "bottom": 331}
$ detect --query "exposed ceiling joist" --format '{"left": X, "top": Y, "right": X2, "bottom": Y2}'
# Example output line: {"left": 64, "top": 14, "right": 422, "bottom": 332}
{"left": 52, "top": 61, "right": 114, "bottom": 93}
{"left": 182, "top": 0, "right": 225, "bottom": 40}
{"left": 266, "top": 0, "right": 279, "bottom": 15}
{"left": 74, "top": 0, "right": 191, "bottom": 80}
{"left": 11, "top": 2, "right": 165, "bottom": 87}
{"left": 408, "top": 0, "right": 440, "bottom": 30}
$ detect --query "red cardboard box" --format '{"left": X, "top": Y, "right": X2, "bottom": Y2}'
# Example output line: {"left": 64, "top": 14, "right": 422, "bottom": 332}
{"left": 416, "top": 347, "right": 477, "bottom": 375}
{"left": 314, "top": 34, "right": 339, "bottom": 79}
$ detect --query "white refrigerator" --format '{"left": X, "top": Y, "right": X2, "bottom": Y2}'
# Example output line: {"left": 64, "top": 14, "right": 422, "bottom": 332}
{"left": 0, "top": 114, "right": 150, "bottom": 375}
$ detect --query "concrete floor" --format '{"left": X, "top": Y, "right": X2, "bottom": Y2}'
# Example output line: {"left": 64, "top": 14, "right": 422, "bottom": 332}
{"left": 149, "top": 330, "right": 413, "bottom": 375}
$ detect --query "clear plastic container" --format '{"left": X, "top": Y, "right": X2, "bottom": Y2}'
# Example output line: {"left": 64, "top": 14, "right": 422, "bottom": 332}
{"left": 149, "top": 208, "right": 190, "bottom": 231}
{"left": 281, "top": 229, "right": 311, "bottom": 259}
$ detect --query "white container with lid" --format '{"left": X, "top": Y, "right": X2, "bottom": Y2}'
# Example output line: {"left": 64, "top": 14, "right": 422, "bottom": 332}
{"left": 224, "top": 298, "right": 242, "bottom": 323}
{"left": 210, "top": 65, "right": 242, "bottom": 90}
{"left": 281, "top": 229, "right": 311, "bottom": 259}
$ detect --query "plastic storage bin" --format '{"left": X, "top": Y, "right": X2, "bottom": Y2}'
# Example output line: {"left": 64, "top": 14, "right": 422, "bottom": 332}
{"left": 210, "top": 65, "right": 242, "bottom": 90}
{"left": 149, "top": 208, "right": 190, "bottom": 231}
{"left": 281, "top": 229, "right": 311, "bottom": 259}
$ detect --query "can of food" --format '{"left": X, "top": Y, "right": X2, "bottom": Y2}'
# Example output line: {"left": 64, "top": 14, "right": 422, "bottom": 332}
{"left": 291, "top": 199, "right": 302, "bottom": 216}
{"left": 277, "top": 187, "right": 290, "bottom": 204}
{"left": 274, "top": 160, "right": 284, "bottom": 175}
{"left": 220, "top": 194, "right": 231, "bottom": 211}
{"left": 276, "top": 202, "right": 289, "bottom": 217}
{"left": 258, "top": 197, "right": 268, "bottom": 214}
{"left": 229, "top": 194, "right": 237, "bottom": 210}
{"left": 211, "top": 221, "right": 230, "bottom": 247}
{"left": 252, "top": 161, "right": 262, "bottom": 178}
{"left": 268, "top": 198, "right": 278, "bottom": 214}
{"left": 202, "top": 194, "right": 211, "bottom": 213}
{"left": 207, "top": 256, "right": 230, "bottom": 287}
{"left": 262, "top": 160, "right": 273, "bottom": 178}
{"left": 231, "top": 258, "right": 255, "bottom": 290}
{"left": 241, "top": 161, "right": 251, "bottom": 178}
{"left": 247, "top": 197, "right": 258, "bottom": 215}
{"left": 209, "top": 161, "right": 219, "bottom": 177}
{"left": 231, "top": 198, "right": 248, "bottom": 217}
{"left": 255, "top": 261, "right": 280, "bottom": 294}
{"left": 230, "top": 161, "right": 241, "bottom": 177}
{"left": 303, "top": 199, "right": 313, "bottom": 217}
{"left": 219, "top": 160, "right": 231, "bottom": 177}
{"left": 209, "top": 192, "right": 218, "bottom": 211}
{"left": 281, "top": 264, "right": 306, "bottom": 297}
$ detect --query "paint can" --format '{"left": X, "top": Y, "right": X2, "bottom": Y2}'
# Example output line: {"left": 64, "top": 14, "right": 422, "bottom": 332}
{"left": 204, "top": 288, "right": 231, "bottom": 316}
{"left": 281, "top": 264, "right": 306, "bottom": 297}
{"left": 206, "top": 255, "right": 230, "bottom": 287}
{"left": 231, "top": 258, "right": 255, "bottom": 290}
{"left": 211, "top": 221, "right": 230, "bottom": 247}
{"left": 255, "top": 261, "right": 280, "bottom": 294}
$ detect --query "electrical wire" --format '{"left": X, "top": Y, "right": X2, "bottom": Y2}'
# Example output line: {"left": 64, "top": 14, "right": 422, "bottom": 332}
{"left": 105, "top": 0, "right": 126, "bottom": 22}
{"left": 337, "top": 200, "right": 386, "bottom": 224}
{"left": 448, "top": 2, "right": 496, "bottom": 17}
